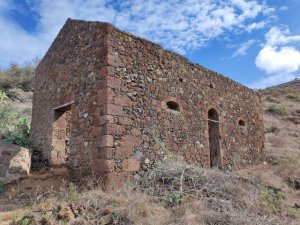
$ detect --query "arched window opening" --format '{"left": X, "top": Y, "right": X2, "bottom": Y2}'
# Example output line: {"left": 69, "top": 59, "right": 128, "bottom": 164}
{"left": 208, "top": 108, "right": 219, "bottom": 121}
{"left": 239, "top": 119, "right": 245, "bottom": 127}
{"left": 166, "top": 101, "right": 180, "bottom": 112}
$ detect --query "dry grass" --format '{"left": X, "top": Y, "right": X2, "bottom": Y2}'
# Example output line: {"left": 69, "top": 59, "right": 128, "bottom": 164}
{"left": 262, "top": 79, "right": 300, "bottom": 159}
{"left": 2, "top": 156, "right": 290, "bottom": 225}
{"left": 264, "top": 112, "right": 299, "bottom": 157}
{"left": 275, "top": 153, "right": 300, "bottom": 179}
{"left": 131, "top": 155, "right": 284, "bottom": 225}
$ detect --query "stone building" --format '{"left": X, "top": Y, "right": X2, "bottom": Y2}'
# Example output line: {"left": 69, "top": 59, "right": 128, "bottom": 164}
{"left": 31, "top": 19, "right": 265, "bottom": 187}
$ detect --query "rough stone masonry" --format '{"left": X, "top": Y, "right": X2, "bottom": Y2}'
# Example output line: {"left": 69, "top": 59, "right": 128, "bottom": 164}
{"left": 31, "top": 19, "right": 265, "bottom": 188}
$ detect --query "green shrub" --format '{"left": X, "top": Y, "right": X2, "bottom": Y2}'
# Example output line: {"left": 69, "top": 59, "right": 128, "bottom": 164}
{"left": 288, "top": 207, "right": 300, "bottom": 214}
{"left": 292, "top": 93, "right": 300, "bottom": 102}
{"left": 0, "top": 62, "right": 36, "bottom": 94}
{"left": 0, "top": 90, "right": 9, "bottom": 101}
{"left": 19, "top": 217, "right": 32, "bottom": 225}
{"left": 261, "top": 188, "right": 285, "bottom": 213}
{"left": 5, "top": 117, "right": 31, "bottom": 147}
{"left": 0, "top": 102, "right": 31, "bottom": 148}
{"left": 264, "top": 126, "right": 279, "bottom": 134}
{"left": 165, "top": 193, "right": 182, "bottom": 206}
{"left": 267, "top": 103, "right": 288, "bottom": 115}
{"left": 6, "top": 88, "right": 24, "bottom": 100}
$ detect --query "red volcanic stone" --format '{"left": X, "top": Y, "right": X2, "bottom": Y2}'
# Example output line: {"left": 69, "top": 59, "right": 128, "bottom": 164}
{"left": 121, "top": 159, "right": 140, "bottom": 172}
{"left": 115, "top": 136, "right": 140, "bottom": 160}
{"left": 106, "top": 76, "right": 121, "bottom": 89}
{"left": 100, "top": 135, "right": 114, "bottom": 147}
{"left": 91, "top": 159, "right": 115, "bottom": 173}
{"left": 106, "top": 104, "right": 124, "bottom": 116}
{"left": 106, "top": 123, "right": 123, "bottom": 135}
{"left": 99, "top": 147, "right": 114, "bottom": 159}
{"left": 118, "top": 117, "right": 132, "bottom": 125}
{"left": 114, "top": 95, "right": 132, "bottom": 107}
{"left": 91, "top": 126, "right": 103, "bottom": 137}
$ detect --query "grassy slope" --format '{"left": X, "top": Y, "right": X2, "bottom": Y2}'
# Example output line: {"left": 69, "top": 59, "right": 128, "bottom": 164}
{"left": 1, "top": 79, "right": 300, "bottom": 225}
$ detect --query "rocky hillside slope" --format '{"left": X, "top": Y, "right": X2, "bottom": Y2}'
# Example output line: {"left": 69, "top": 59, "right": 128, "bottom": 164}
{"left": 261, "top": 78, "right": 300, "bottom": 157}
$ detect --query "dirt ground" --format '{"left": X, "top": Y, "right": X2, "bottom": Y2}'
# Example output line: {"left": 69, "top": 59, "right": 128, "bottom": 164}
{"left": 0, "top": 167, "right": 69, "bottom": 213}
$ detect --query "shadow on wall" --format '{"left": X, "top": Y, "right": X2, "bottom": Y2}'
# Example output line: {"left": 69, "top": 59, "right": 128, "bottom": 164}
{"left": 0, "top": 140, "right": 31, "bottom": 184}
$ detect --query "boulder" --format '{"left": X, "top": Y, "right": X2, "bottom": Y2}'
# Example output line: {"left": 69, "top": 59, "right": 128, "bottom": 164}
{"left": 0, "top": 140, "right": 31, "bottom": 184}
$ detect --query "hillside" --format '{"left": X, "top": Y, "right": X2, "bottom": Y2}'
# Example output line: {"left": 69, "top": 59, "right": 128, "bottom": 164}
{"left": 0, "top": 73, "right": 299, "bottom": 225}
{"left": 237, "top": 78, "right": 300, "bottom": 224}
{"left": 261, "top": 78, "right": 300, "bottom": 157}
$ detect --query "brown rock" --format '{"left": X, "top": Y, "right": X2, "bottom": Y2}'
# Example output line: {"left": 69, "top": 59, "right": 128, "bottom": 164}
{"left": 0, "top": 140, "right": 31, "bottom": 184}
{"left": 122, "top": 159, "right": 140, "bottom": 172}
{"left": 39, "top": 215, "right": 57, "bottom": 225}
{"left": 100, "top": 135, "right": 114, "bottom": 148}
{"left": 103, "top": 207, "right": 113, "bottom": 215}
{"left": 115, "top": 136, "right": 140, "bottom": 160}
{"left": 58, "top": 206, "right": 75, "bottom": 221}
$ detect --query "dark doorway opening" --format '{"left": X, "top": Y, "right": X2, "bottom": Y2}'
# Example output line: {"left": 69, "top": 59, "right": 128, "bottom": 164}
{"left": 208, "top": 108, "right": 221, "bottom": 168}
{"left": 51, "top": 104, "right": 72, "bottom": 165}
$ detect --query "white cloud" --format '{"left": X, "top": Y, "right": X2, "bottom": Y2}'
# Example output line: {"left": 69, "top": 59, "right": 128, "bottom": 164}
{"left": 245, "top": 21, "right": 266, "bottom": 32}
{"left": 255, "top": 27, "right": 300, "bottom": 74}
{"left": 232, "top": 39, "right": 257, "bottom": 57}
{"left": 256, "top": 46, "right": 300, "bottom": 74}
{"left": 0, "top": 0, "right": 273, "bottom": 68}
{"left": 254, "top": 26, "right": 300, "bottom": 88}
{"left": 0, "top": 18, "right": 43, "bottom": 66}
{"left": 265, "top": 27, "right": 300, "bottom": 46}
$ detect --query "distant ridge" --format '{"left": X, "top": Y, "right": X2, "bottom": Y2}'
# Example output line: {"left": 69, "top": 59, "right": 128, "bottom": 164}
{"left": 267, "top": 78, "right": 300, "bottom": 91}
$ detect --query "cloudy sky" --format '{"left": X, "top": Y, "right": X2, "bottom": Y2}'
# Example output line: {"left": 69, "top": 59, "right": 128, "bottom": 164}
{"left": 1, "top": 0, "right": 300, "bottom": 88}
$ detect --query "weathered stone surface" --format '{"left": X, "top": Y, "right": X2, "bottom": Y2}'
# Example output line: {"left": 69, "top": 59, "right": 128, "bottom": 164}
{"left": 100, "top": 135, "right": 114, "bottom": 148}
{"left": 0, "top": 140, "right": 31, "bottom": 184}
{"left": 122, "top": 159, "right": 140, "bottom": 171}
{"left": 91, "top": 159, "right": 115, "bottom": 173}
{"left": 115, "top": 136, "right": 141, "bottom": 160}
{"left": 31, "top": 19, "right": 265, "bottom": 189}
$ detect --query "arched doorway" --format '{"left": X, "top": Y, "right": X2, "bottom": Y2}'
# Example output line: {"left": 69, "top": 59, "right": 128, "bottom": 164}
{"left": 208, "top": 108, "right": 221, "bottom": 168}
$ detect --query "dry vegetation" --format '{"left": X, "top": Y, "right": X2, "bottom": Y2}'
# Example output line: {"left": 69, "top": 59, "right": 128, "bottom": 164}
{"left": 261, "top": 79, "right": 300, "bottom": 157}
{"left": 0, "top": 157, "right": 292, "bottom": 225}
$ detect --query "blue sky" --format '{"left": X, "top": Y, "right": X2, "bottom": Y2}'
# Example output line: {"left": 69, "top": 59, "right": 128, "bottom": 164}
{"left": 0, "top": 0, "right": 300, "bottom": 88}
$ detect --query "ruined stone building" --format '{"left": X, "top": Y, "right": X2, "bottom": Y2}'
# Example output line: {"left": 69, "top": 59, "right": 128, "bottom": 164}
{"left": 31, "top": 19, "right": 265, "bottom": 187}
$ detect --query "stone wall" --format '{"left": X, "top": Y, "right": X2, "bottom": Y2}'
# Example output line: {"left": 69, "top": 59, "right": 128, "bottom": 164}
{"left": 32, "top": 19, "right": 112, "bottom": 177}
{"left": 98, "top": 24, "right": 265, "bottom": 179}
{"left": 32, "top": 19, "right": 265, "bottom": 187}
